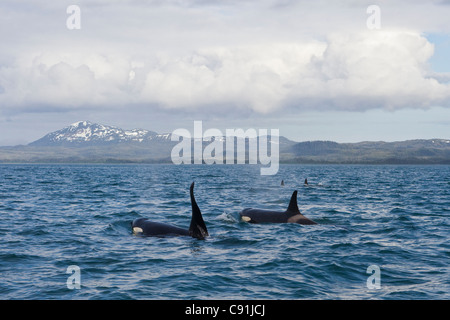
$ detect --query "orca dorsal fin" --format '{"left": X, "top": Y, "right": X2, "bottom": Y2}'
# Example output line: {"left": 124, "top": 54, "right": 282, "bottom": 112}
{"left": 286, "top": 190, "right": 300, "bottom": 214}
{"left": 189, "top": 182, "right": 209, "bottom": 239}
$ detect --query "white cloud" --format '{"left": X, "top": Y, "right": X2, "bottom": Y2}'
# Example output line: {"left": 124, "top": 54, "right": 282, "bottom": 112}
{"left": 2, "top": 30, "right": 449, "bottom": 116}
{"left": 305, "top": 31, "right": 450, "bottom": 111}
{"left": 1, "top": 0, "right": 450, "bottom": 119}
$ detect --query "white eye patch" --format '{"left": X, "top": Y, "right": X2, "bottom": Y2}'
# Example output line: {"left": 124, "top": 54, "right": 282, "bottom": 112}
{"left": 133, "top": 227, "right": 143, "bottom": 234}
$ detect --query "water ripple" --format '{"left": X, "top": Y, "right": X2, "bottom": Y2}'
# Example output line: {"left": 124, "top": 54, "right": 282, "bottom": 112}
{"left": 0, "top": 164, "right": 449, "bottom": 299}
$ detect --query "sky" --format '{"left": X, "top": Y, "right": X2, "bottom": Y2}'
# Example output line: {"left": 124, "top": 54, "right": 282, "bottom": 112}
{"left": 0, "top": 0, "right": 450, "bottom": 146}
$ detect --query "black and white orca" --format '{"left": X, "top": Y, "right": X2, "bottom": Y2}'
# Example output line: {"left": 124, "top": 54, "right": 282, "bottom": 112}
{"left": 239, "top": 190, "right": 316, "bottom": 225}
{"left": 132, "top": 182, "right": 208, "bottom": 239}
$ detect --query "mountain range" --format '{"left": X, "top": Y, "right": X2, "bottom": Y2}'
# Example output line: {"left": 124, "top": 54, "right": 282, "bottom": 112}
{"left": 0, "top": 121, "right": 449, "bottom": 164}
{"left": 29, "top": 121, "right": 169, "bottom": 146}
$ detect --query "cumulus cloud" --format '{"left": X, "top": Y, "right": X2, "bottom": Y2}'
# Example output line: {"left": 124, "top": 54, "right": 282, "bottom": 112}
{"left": 2, "top": 31, "right": 449, "bottom": 116}
{"left": 1, "top": 0, "right": 450, "bottom": 118}
{"left": 139, "top": 43, "right": 326, "bottom": 113}
{"left": 0, "top": 53, "right": 132, "bottom": 112}
{"left": 301, "top": 31, "right": 450, "bottom": 111}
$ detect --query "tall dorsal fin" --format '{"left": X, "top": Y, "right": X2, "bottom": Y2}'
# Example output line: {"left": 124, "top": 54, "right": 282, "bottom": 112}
{"left": 189, "top": 182, "right": 209, "bottom": 239}
{"left": 286, "top": 190, "right": 300, "bottom": 214}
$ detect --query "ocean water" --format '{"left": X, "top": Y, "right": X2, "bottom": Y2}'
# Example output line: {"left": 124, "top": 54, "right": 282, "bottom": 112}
{"left": 0, "top": 164, "right": 448, "bottom": 300}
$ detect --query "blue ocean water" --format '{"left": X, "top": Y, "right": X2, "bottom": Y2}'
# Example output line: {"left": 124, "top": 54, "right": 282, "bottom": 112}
{"left": 0, "top": 164, "right": 448, "bottom": 300}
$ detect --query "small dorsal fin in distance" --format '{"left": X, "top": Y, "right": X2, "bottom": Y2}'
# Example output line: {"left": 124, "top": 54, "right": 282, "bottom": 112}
{"left": 286, "top": 190, "right": 300, "bottom": 214}
{"left": 189, "top": 182, "right": 209, "bottom": 239}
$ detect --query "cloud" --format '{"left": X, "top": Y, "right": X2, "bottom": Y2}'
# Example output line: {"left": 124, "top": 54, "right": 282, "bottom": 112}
{"left": 2, "top": 30, "right": 449, "bottom": 116}
{"left": 301, "top": 31, "right": 450, "bottom": 111}
{"left": 139, "top": 42, "right": 327, "bottom": 113}
{"left": 0, "top": 53, "right": 132, "bottom": 113}
{"left": 1, "top": 1, "right": 450, "bottom": 118}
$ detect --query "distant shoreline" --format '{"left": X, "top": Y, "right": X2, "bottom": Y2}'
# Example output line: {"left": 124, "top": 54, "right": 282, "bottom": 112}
{"left": 1, "top": 123, "right": 449, "bottom": 166}
{"left": 1, "top": 161, "right": 449, "bottom": 165}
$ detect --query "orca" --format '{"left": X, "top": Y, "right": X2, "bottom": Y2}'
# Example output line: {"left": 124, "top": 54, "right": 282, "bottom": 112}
{"left": 239, "top": 190, "right": 317, "bottom": 225}
{"left": 132, "top": 182, "right": 208, "bottom": 239}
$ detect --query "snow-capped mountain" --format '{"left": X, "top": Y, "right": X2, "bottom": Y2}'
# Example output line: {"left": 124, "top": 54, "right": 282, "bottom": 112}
{"left": 1, "top": 121, "right": 448, "bottom": 164}
{"left": 29, "top": 121, "right": 172, "bottom": 146}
